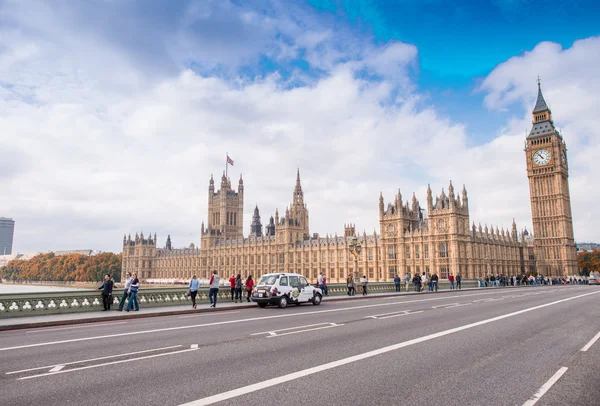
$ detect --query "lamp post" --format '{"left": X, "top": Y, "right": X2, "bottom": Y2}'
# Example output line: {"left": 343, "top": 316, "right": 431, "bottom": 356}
{"left": 348, "top": 236, "right": 362, "bottom": 281}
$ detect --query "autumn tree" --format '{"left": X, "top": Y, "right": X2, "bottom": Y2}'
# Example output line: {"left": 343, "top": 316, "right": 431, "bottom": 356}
{"left": 0, "top": 252, "right": 122, "bottom": 282}
{"left": 578, "top": 249, "right": 600, "bottom": 276}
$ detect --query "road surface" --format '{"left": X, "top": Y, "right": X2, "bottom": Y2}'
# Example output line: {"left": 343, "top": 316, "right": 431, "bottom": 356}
{"left": 0, "top": 285, "right": 598, "bottom": 406}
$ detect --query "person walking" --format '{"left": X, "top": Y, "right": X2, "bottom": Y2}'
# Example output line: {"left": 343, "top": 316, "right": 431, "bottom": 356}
{"left": 456, "top": 273, "right": 462, "bottom": 289}
{"left": 125, "top": 273, "right": 140, "bottom": 312}
{"left": 317, "top": 272, "right": 325, "bottom": 293}
{"left": 209, "top": 271, "right": 220, "bottom": 308}
{"left": 404, "top": 273, "right": 411, "bottom": 292}
{"left": 98, "top": 274, "right": 114, "bottom": 311}
{"left": 322, "top": 275, "right": 328, "bottom": 296}
{"left": 431, "top": 273, "right": 439, "bottom": 292}
{"left": 234, "top": 274, "right": 243, "bottom": 303}
{"left": 412, "top": 273, "right": 421, "bottom": 292}
{"left": 228, "top": 275, "right": 236, "bottom": 302}
{"left": 347, "top": 274, "right": 355, "bottom": 296}
{"left": 245, "top": 275, "right": 254, "bottom": 302}
{"left": 118, "top": 272, "right": 132, "bottom": 311}
{"left": 360, "top": 275, "right": 368, "bottom": 296}
{"left": 394, "top": 274, "right": 401, "bottom": 292}
{"left": 421, "top": 273, "right": 428, "bottom": 292}
{"left": 448, "top": 274, "right": 455, "bottom": 290}
{"left": 189, "top": 275, "right": 200, "bottom": 309}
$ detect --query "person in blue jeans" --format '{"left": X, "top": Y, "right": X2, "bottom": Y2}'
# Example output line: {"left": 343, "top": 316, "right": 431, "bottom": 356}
{"left": 125, "top": 273, "right": 140, "bottom": 312}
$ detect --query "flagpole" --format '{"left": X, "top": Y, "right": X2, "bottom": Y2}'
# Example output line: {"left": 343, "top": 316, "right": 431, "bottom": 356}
{"left": 226, "top": 152, "right": 228, "bottom": 178}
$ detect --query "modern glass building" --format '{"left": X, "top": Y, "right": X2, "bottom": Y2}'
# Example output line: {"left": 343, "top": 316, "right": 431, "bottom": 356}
{"left": 0, "top": 217, "right": 15, "bottom": 255}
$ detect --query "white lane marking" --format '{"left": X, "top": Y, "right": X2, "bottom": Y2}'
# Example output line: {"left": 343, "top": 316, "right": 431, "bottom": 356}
{"left": 191, "top": 344, "right": 199, "bottom": 349}
{"left": 48, "top": 365, "right": 64, "bottom": 372}
{"left": 251, "top": 323, "right": 333, "bottom": 336}
{"left": 0, "top": 287, "right": 566, "bottom": 352}
{"left": 178, "top": 291, "right": 598, "bottom": 406}
{"left": 366, "top": 310, "right": 423, "bottom": 319}
{"left": 251, "top": 323, "right": 343, "bottom": 337}
{"left": 26, "top": 321, "right": 128, "bottom": 333}
{"left": 17, "top": 348, "right": 198, "bottom": 380}
{"left": 580, "top": 331, "right": 600, "bottom": 352}
{"left": 178, "top": 311, "right": 240, "bottom": 319}
{"left": 5, "top": 345, "right": 183, "bottom": 375}
{"left": 266, "top": 324, "right": 343, "bottom": 338}
{"left": 522, "top": 367, "right": 568, "bottom": 406}
{"left": 432, "top": 302, "right": 472, "bottom": 309}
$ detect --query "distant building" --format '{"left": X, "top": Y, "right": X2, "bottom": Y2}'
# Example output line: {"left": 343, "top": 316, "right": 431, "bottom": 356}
{"left": 0, "top": 217, "right": 15, "bottom": 255}
{"left": 577, "top": 243, "right": 600, "bottom": 253}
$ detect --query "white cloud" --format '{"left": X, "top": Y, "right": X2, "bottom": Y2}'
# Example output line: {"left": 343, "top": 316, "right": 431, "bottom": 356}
{"left": 0, "top": 2, "right": 598, "bottom": 253}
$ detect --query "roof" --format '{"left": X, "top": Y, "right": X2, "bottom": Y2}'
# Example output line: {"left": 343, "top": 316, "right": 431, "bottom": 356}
{"left": 533, "top": 82, "right": 550, "bottom": 113}
{"left": 528, "top": 120, "right": 557, "bottom": 139}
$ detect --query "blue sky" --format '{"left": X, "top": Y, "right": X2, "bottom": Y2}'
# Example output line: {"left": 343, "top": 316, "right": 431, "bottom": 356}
{"left": 1, "top": 0, "right": 599, "bottom": 252}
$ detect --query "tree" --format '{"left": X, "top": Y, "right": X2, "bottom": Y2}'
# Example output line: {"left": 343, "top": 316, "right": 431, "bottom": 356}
{"left": 0, "top": 252, "right": 122, "bottom": 282}
{"left": 578, "top": 249, "right": 600, "bottom": 276}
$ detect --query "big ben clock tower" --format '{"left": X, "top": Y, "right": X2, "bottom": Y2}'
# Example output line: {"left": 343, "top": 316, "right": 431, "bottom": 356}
{"left": 525, "top": 79, "right": 577, "bottom": 277}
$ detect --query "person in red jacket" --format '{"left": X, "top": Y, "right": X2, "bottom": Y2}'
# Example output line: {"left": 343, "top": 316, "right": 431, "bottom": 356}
{"left": 448, "top": 274, "right": 455, "bottom": 290}
{"left": 229, "top": 275, "right": 236, "bottom": 301}
{"left": 245, "top": 275, "right": 255, "bottom": 302}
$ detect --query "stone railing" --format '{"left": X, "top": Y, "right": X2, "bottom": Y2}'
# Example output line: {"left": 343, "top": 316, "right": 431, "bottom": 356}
{"left": 0, "top": 280, "right": 479, "bottom": 318}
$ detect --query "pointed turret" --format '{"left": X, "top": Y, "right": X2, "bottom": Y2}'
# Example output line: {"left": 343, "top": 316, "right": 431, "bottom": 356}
{"left": 511, "top": 218, "right": 518, "bottom": 242}
{"left": 426, "top": 184, "right": 433, "bottom": 212}
{"left": 412, "top": 192, "right": 418, "bottom": 214}
{"left": 448, "top": 181, "right": 455, "bottom": 198}
{"left": 209, "top": 174, "right": 214, "bottom": 193}
{"left": 250, "top": 205, "right": 263, "bottom": 237}
{"left": 379, "top": 192, "right": 384, "bottom": 217}
{"left": 461, "top": 184, "right": 468, "bottom": 210}
{"left": 275, "top": 208, "right": 279, "bottom": 225}
{"left": 165, "top": 235, "right": 172, "bottom": 250}
{"left": 528, "top": 78, "right": 557, "bottom": 139}
{"left": 238, "top": 174, "right": 244, "bottom": 193}
{"left": 533, "top": 77, "right": 550, "bottom": 114}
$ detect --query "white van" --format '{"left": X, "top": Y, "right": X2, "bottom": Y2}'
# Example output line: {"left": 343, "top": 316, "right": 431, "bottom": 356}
{"left": 251, "top": 273, "right": 323, "bottom": 308}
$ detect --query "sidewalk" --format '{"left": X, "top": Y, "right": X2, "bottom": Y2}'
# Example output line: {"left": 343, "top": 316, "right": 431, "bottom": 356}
{"left": 0, "top": 287, "right": 486, "bottom": 331}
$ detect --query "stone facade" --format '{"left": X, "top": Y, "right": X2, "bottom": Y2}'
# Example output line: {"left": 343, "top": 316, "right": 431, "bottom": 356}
{"left": 122, "top": 84, "right": 577, "bottom": 282}
{"left": 524, "top": 80, "right": 578, "bottom": 276}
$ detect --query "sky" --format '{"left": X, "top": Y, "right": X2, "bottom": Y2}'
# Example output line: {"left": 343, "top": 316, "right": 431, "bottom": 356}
{"left": 0, "top": 0, "right": 599, "bottom": 253}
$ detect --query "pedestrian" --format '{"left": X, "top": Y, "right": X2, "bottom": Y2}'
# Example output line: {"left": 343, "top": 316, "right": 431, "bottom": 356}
{"left": 394, "top": 274, "right": 401, "bottom": 292}
{"left": 209, "top": 271, "right": 220, "bottom": 308}
{"left": 118, "top": 272, "right": 132, "bottom": 311}
{"left": 360, "top": 275, "right": 368, "bottom": 296}
{"left": 347, "top": 274, "right": 355, "bottom": 296}
{"left": 412, "top": 273, "right": 421, "bottom": 292}
{"left": 404, "top": 273, "right": 411, "bottom": 291}
{"left": 229, "top": 274, "right": 236, "bottom": 301}
{"left": 245, "top": 275, "right": 254, "bottom": 302}
{"left": 421, "top": 273, "right": 428, "bottom": 292}
{"left": 189, "top": 275, "right": 200, "bottom": 309}
{"left": 431, "top": 273, "right": 439, "bottom": 292}
{"left": 318, "top": 272, "right": 325, "bottom": 293}
{"left": 234, "top": 274, "right": 242, "bottom": 303}
{"left": 98, "top": 273, "right": 114, "bottom": 311}
{"left": 456, "top": 273, "right": 462, "bottom": 289}
{"left": 125, "top": 273, "right": 140, "bottom": 312}
{"left": 448, "top": 273, "right": 455, "bottom": 290}
{"left": 322, "top": 275, "right": 328, "bottom": 295}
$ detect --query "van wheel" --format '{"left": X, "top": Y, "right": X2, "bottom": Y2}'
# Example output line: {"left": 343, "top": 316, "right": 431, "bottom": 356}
{"left": 278, "top": 296, "right": 288, "bottom": 308}
{"left": 312, "top": 294, "right": 322, "bottom": 306}
{"left": 258, "top": 303, "right": 267, "bottom": 308}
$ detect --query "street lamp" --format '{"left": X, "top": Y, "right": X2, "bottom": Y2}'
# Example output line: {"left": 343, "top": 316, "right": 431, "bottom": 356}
{"left": 348, "top": 236, "right": 362, "bottom": 280}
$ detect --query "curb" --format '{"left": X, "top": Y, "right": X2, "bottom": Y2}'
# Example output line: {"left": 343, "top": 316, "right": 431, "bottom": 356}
{"left": 0, "top": 286, "right": 493, "bottom": 331}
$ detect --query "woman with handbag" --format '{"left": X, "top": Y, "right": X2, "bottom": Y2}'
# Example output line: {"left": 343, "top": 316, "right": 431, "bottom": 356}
{"left": 189, "top": 275, "right": 200, "bottom": 309}
{"left": 347, "top": 275, "right": 355, "bottom": 296}
{"left": 234, "top": 274, "right": 243, "bottom": 303}
{"left": 245, "top": 275, "right": 254, "bottom": 302}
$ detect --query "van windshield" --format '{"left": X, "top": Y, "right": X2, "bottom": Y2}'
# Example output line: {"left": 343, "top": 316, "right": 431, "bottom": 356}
{"left": 258, "top": 275, "right": 279, "bottom": 286}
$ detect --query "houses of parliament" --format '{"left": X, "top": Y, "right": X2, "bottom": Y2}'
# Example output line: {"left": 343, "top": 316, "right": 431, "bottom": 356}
{"left": 121, "top": 83, "right": 578, "bottom": 282}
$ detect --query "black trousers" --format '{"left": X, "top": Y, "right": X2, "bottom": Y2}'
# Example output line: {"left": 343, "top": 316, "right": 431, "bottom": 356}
{"left": 190, "top": 291, "right": 198, "bottom": 307}
{"left": 102, "top": 293, "right": 112, "bottom": 310}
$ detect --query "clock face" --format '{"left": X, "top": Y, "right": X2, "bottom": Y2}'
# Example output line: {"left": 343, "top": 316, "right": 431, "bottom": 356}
{"left": 533, "top": 149, "right": 551, "bottom": 166}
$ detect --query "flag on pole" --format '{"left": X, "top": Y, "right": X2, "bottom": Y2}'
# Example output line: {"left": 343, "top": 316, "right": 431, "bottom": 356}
{"left": 227, "top": 155, "right": 234, "bottom": 166}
